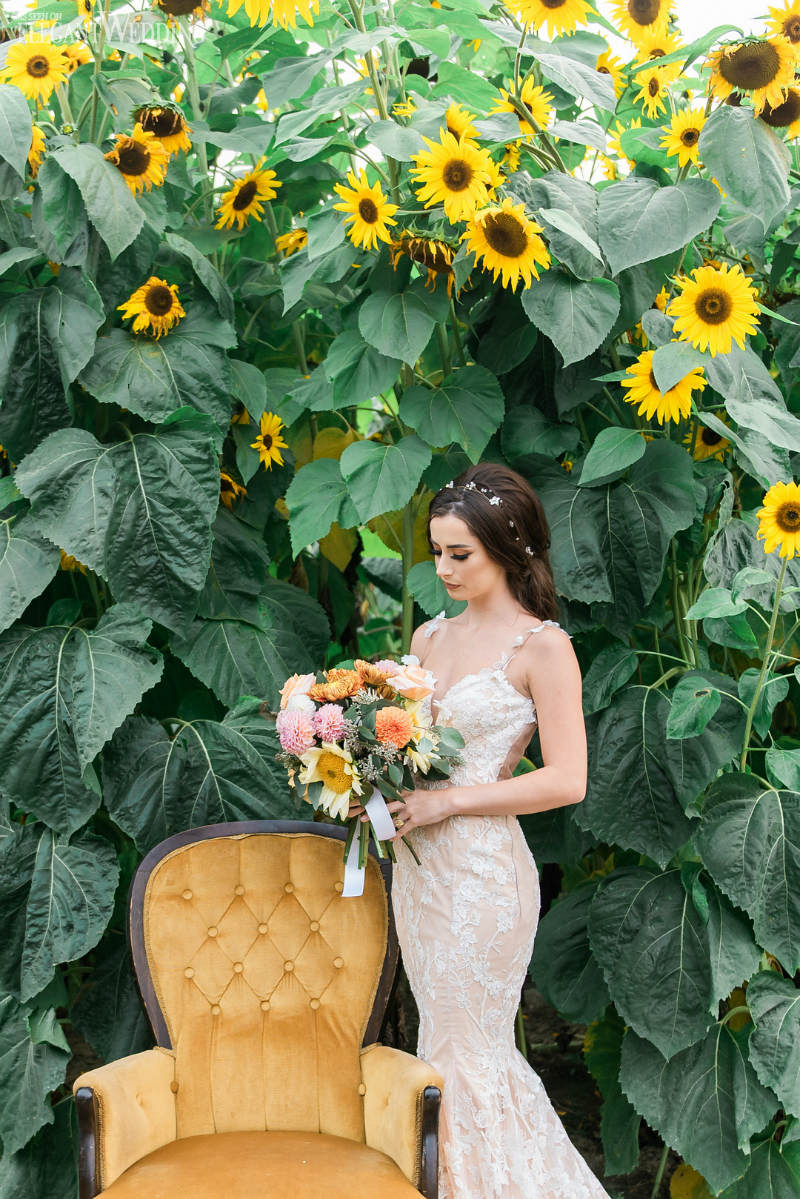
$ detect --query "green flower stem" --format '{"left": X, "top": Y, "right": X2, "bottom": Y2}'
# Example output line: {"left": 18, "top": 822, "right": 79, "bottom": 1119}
{"left": 345, "top": 0, "right": 400, "bottom": 202}
{"left": 88, "top": 0, "right": 112, "bottom": 143}
{"left": 178, "top": 16, "right": 212, "bottom": 221}
{"left": 739, "top": 555, "right": 788, "bottom": 772}
{"left": 87, "top": 569, "right": 106, "bottom": 618}
{"left": 263, "top": 201, "right": 308, "bottom": 373}
{"left": 401, "top": 495, "right": 417, "bottom": 654}
{"left": 720, "top": 1005, "right": 750, "bottom": 1027}
{"left": 650, "top": 1142, "right": 669, "bottom": 1199}
{"left": 55, "top": 84, "right": 76, "bottom": 129}
{"left": 670, "top": 540, "right": 693, "bottom": 665}
{"left": 449, "top": 300, "right": 467, "bottom": 365}
{"left": 435, "top": 323, "right": 451, "bottom": 379}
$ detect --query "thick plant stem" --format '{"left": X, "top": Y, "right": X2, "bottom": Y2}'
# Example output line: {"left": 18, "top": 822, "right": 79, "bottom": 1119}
{"left": 740, "top": 555, "right": 788, "bottom": 772}
{"left": 88, "top": 0, "right": 112, "bottom": 143}
{"left": 401, "top": 497, "right": 416, "bottom": 653}
{"left": 179, "top": 17, "right": 212, "bottom": 220}
{"left": 670, "top": 541, "right": 693, "bottom": 665}
{"left": 650, "top": 1142, "right": 669, "bottom": 1198}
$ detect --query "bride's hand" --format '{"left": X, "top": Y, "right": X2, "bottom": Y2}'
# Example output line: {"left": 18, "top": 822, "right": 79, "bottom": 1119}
{"left": 385, "top": 788, "right": 456, "bottom": 840}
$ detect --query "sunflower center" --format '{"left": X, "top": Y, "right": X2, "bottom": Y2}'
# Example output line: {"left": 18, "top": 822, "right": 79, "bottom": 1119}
{"left": 442, "top": 158, "right": 473, "bottom": 191}
{"left": 483, "top": 211, "right": 528, "bottom": 258}
{"left": 139, "top": 108, "right": 182, "bottom": 138}
{"left": 777, "top": 502, "right": 800, "bottom": 532}
{"left": 597, "top": 65, "right": 610, "bottom": 74}
{"left": 648, "top": 46, "right": 667, "bottom": 58}
{"left": 719, "top": 42, "right": 781, "bottom": 90}
{"left": 408, "top": 238, "right": 453, "bottom": 272}
{"left": 144, "top": 285, "right": 175, "bottom": 316}
{"left": 681, "top": 127, "right": 700, "bottom": 145}
{"left": 263, "top": 434, "right": 273, "bottom": 449}
{"left": 317, "top": 751, "right": 352, "bottom": 793}
{"left": 627, "top": 0, "right": 661, "bottom": 27}
{"left": 233, "top": 179, "right": 258, "bottom": 210}
{"left": 648, "top": 370, "right": 661, "bottom": 392}
{"left": 446, "top": 122, "right": 461, "bottom": 139}
{"left": 541, "top": 0, "right": 567, "bottom": 7}
{"left": 783, "top": 15, "right": 800, "bottom": 41}
{"left": 117, "top": 142, "right": 150, "bottom": 175}
{"left": 695, "top": 287, "right": 732, "bottom": 325}
{"left": 26, "top": 54, "right": 51, "bottom": 77}
{"left": 701, "top": 428, "right": 723, "bottom": 446}
{"left": 648, "top": 76, "right": 660, "bottom": 96}
{"left": 358, "top": 196, "right": 379, "bottom": 223}
{"left": 761, "top": 89, "right": 800, "bottom": 126}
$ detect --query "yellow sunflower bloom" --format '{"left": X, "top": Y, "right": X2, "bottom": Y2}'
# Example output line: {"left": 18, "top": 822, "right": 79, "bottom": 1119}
{"left": 410, "top": 130, "right": 494, "bottom": 222}
{"left": 250, "top": 411, "right": 288, "bottom": 470}
{"left": 104, "top": 123, "right": 169, "bottom": 194}
{"left": 117, "top": 277, "right": 186, "bottom": 338}
{"left": 611, "top": 0, "right": 669, "bottom": 44}
{"left": 298, "top": 742, "right": 363, "bottom": 820}
{"left": 507, "top": 0, "right": 592, "bottom": 37}
{"left": 275, "top": 228, "right": 308, "bottom": 256}
{"left": 62, "top": 41, "right": 91, "bottom": 72}
{"left": 461, "top": 197, "right": 550, "bottom": 291}
{"left": 620, "top": 348, "right": 706, "bottom": 425}
{"left": 392, "top": 98, "right": 417, "bottom": 118}
{"left": 226, "top": 0, "right": 318, "bottom": 29}
{"left": 660, "top": 108, "right": 706, "bottom": 167}
{"left": 502, "top": 141, "right": 522, "bottom": 173}
{"left": 634, "top": 28, "right": 684, "bottom": 83}
{"left": 683, "top": 418, "right": 731, "bottom": 461}
{"left": 760, "top": 87, "right": 800, "bottom": 136}
{"left": 707, "top": 37, "right": 795, "bottom": 115}
{"left": 444, "top": 101, "right": 479, "bottom": 142}
{"left": 632, "top": 65, "right": 670, "bottom": 118}
{"left": 767, "top": 2, "right": 800, "bottom": 55}
{"left": 2, "top": 37, "right": 69, "bottom": 104}
{"left": 667, "top": 263, "right": 760, "bottom": 356}
{"left": 133, "top": 105, "right": 191, "bottom": 156}
{"left": 607, "top": 117, "right": 642, "bottom": 167}
{"left": 333, "top": 168, "right": 398, "bottom": 251}
{"left": 596, "top": 49, "right": 626, "bottom": 98}
{"left": 490, "top": 77, "right": 554, "bottom": 141}
{"left": 220, "top": 470, "right": 247, "bottom": 510}
{"left": 60, "top": 549, "right": 88, "bottom": 575}
{"left": 28, "top": 124, "right": 46, "bottom": 177}
{"left": 757, "top": 480, "right": 800, "bottom": 558}
{"left": 215, "top": 162, "right": 281, "bottom": 231}
{"left": 390, "top": 233, "right": 458, "bottom": 296}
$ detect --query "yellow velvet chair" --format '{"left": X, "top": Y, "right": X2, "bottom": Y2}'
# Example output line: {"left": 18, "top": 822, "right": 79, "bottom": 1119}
{"left": 73, "top": 821, "right": 443, "bottom": 1199}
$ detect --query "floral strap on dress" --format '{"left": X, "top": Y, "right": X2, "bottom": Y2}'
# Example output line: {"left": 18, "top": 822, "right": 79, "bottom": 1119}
{"left": 423, "top": 610, "right": 447, "bottom": 638}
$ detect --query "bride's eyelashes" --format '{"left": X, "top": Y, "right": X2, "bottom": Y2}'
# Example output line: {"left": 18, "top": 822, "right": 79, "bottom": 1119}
{"left": 431, "top": 549, "right": 471, "bottom": 561}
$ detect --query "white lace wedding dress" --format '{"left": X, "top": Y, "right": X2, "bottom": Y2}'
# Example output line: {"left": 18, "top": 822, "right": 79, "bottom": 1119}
{"left": 391, "top": 612, "right": 610, "bottom": 1199}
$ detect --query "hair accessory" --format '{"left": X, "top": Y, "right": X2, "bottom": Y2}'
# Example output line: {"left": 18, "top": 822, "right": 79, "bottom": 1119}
{"left": 444, "top": 478, "right": 532, "bottom": 552}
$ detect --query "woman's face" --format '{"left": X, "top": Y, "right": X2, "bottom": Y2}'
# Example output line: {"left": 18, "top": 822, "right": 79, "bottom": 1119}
{"left": 429, "top": 512, "right": 506, "bottom": 601}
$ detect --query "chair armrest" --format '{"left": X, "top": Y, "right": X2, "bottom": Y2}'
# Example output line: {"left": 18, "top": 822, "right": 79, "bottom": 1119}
{"left": 73, "top": 1048, "right": 177, "bottom": 1198}
{"left": 360, "top": 1043, "right": 443, "bottom": 1198}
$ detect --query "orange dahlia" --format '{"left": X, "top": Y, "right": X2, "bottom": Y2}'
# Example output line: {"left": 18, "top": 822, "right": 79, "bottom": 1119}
{"left": 308, "top": 669, "right": 362, "bottom": 702}
{"left": 375, "top": 706, "right": 415, "bottom": 748}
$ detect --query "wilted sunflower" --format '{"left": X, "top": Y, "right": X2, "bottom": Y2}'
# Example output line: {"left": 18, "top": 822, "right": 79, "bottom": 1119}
{"left": 157, "top": 0, "right": 208, "bottom": 14}
{"left": 118, "top": 277, "right": 186, "bottom": 338}
{"left": 660, "top": 108, "right": 706, "bottom": 166}
{"left": 60, "top": 549, "right": 88, "bottom": 575}
{"left": 708, "top": 37, "right": 795, "bottom": 115}
{"left": 275, "top": 227, "right": 308, "bottom": 256}
{"left": 104, "top": 123, "right": 169, "bottom": 194}
{"left": 28, "top": 124, "right": 46, "bottom": 177}
{"left": 2, "top": 37, "right": 69, "bottom": 103}
{"left": 391, "top": 232, "right": 457, "bottom": 296}
{"left": 667, "top": 263, "right": 760, "bottom": 356}
{"left": 226, "top": 0, "right": 318, "bottom": 29}
{"left": 444, "top": 101, "right": 479, "bottom": 142}
{"left": 621, "top": 348, "right": 706, "bottom": 425}
{"left": 490, "top": 77, "right": 554, "bottom": 140}
{"left": 250, "top": 411, "right": 288, "bottom": 470}
{"left": 596, "top": 49, "right": 626, "bottom": 98}
{"left": 410, "top": 130, "right": 494, "bottom": 222}
{"left": 632, "top": 64, "right": 670, "bottom": 118}
{"left": 767, "top": 2, "right": 800, "bottom": 53}
{"left": 683, "top": 419, "right": 730, "bottom": 461}
{"left": 133, "top": 105, "right": 191, "bottom": 156}
{"left": 333, "top": 169, "right": 398, "bottom": 251}
{"left": 62, "top": 41, "right": 91, "bottom": 72}
{"left": 462, "top": 197, "right": 550, "bottom": 291}
{"left": 509, "top": 0, "right": 592, "bottom": 37}
{"left": 220, "top": 471, "right": 247, "bottom": 510}
{"left": 760, "top": 87, "right": 800, "bottom": 136}
{"left": 757, "top": 480, "right": 800, "bottom": 558}
{"left": 215, "top": 162, "right": 281, "bottom": 231}
{"left": 634, "top": 28, "right": 683, "bottom": 83}
{"left": 611, "top": 0, "right": 669, "bottom": 43}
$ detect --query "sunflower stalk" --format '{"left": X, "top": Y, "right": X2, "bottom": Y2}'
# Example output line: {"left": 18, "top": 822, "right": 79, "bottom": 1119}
{"left": 435, "top": 323, "right": 451, "bottom": 378}
{"left": 263, "top": 201, "right": 308, "bottom": 372}
{"left": 670, "top": 540, "right": 694, "bottom": 666}
{"left": 178, "top": 17, "right": 212, "bottom": 222}
{"left": 739, "top": 555, "right": 788, "bottom": 772}
{"left": 345, "top": 0, "right": 401, "bottom": 202}
{"left": 87, "top": 0, "right": 112, "bottom": 143}
{"left": 450, "top": 300, "right": 467, "bottom": 366}
{"left": 401, "top": 493, "right": 418, "bottom": 654}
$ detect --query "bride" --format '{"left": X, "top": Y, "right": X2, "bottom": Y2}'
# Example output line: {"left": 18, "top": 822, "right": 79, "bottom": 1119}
{"left": 354, "top": 462, "right": 609, "bottom": 1199}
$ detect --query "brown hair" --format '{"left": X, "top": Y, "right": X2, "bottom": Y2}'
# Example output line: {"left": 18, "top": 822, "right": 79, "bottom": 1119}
{"left": 427, "top": 462, "right": 560, "bottom": 622}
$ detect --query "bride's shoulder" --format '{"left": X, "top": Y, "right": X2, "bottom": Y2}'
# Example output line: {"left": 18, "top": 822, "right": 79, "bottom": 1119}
{"left": 409, "top": 610, "right": 447, "bottom": 658}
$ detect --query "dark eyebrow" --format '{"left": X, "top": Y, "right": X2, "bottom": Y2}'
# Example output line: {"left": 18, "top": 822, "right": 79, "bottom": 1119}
{"left": 431, "top": 542, "right": 472, "bottom": 549}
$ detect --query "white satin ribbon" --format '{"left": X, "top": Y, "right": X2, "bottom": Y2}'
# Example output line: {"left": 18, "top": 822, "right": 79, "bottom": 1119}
{"left": 341, "top": 786, "right": 396, "bottom": 897}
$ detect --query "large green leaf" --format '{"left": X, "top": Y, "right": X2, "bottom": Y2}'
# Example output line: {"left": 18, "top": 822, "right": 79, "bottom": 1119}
{"left": 0, "top": 513, "right": 60, "bottom": 634}
{"left": 32, "top": 157, "right": 87, "bottom": 259}
{"left": 0, "top": 1089, "right": 77, "bottom": 1199}
{"left": 399, "top": 365, "right": 505, "bottom": 463}
{"left": 101, "top": 702, "right": 297, "bottom": 853}
{"left": 619, "top": 1024, "right": 778, "bottom": 1194}
{"left": 0, "top": 85, "right": 32, "bottom": 181}
{"left": 596, "top": 178, "right": 721, "bottom": 275}
{"left": 589, "top": 867, "right": 760, "bottom": 1057}
{"left": 164, "top": 232, "right": 234, "bottom": 322}
{"left": 521, "top": 271, "right": 620, "bottom": 367}
{"left": 359, "top": 285, "right": 441, "bottom": 366}
{"left": 696, "top": 774, "right": 800, "bottom": 972}
{"left": 718, "top": 1139, "right": 800, "bottom": 1199}
{"left": 581, "top": 643, "right": 638, "bottom": 715}
{"left": 704, "top": 515, "right": 800, "bottom": 616}
{"left": 196, "top": 506, "right": 271, "bottom": 623}
{"left": 285, "top": 457, "right": 360, "bottom": 555}
{"left": 71, "top": 937, "right": 153, "bottom": 1064}
{"left": 665, "top": 672, "right": 723, "bottom": 739}
{"left": 577, "top": 427, "right": 646, "bottom": 487}
{"left": 662, "top": 669, "right": 746, "bottom": 814}
{"left": 53, "top": 143, "right": 144, "bottom": 260}
{"left": 699, "top": 106, "right": 791, "bottom": 234}
{"left": 340, "top": 435, "right": 432, "bottom": 523}
{"left": 0, "top": 995, "right": 70, "bottom": 1157}
{"left": 738, "top": 667, "right": 789, "bottom": 739}
{"left": 0, "top": 604, "right": 163, "bottom": 834}
{"left": 405, "top": 560, "right": 464, "bottom": 619}
{"left": 530, "top": 881, "right": 610, "bottom": 1024}
{"left": 746, "top": 972, "right": 800, "bottom": 1118}
{"left": 526, "top": 38, "right": 616, "bottom": 110}
{"left": 323, "top": 329, "right": 403, "bottom": 407}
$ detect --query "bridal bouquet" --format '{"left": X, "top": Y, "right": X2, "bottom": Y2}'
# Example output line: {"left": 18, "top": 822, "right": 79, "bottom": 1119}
{"left": 275, "top": 655, "right": 464, "bottom": 895}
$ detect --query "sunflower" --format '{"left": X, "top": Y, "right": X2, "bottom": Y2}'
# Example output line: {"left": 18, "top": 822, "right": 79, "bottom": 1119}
{"left": 28, "top": 124, "right": 46, "bottom": 177}
{"left": 117, "top": 277, "right": 186, "bottom": 338}
{"left": 60, "top": 549, "right": 88, "bottom": 575}
{"left": 332, "top": 168, "right": 398, "bottom": 250}
{"left": 667, "top": 263, "right": 760, "bottom": 356}
{"left": 621, "top": 348, "right": 706, "bottom": 425}
{"left": 298, "top": 742, "right": 363, "bottom": 819}
{"left": 2, "top": 37, "right": 69, "bottom": 103}
{"left": 509, "top": 0, "right": 592, "bottom": 37}
{"left": 275, "top": 227, "right": 308, "bottom": 256}
{"left": 596, "top": 49, "right": 626, "bottom": 98}
{"left": 707, "top": 37, "right": 795, "bottom": 115}
{"left": 490, "top": 77, "right": 554, "bottom": 140}
{"left": 255, "top": 87, "right": 268, "bottom": 111}
{"left": 461, "top": 197, "right": 550, "bottom": 291}
{"left": 757, "top": 480, "right": 800, "bottom": 558}
{"left": 410, "top": 130, "right": 494, "bottom": 222}
{"left": 634, "top": 28, "right": 683, "bottom": 82}
{"left": 444, "top": 101, "right": 479, "bottom": 142}
{"left": 659, "top": 108, "right": 706, "bottom": 167}
{"left": 226, "top": 0, "right": 318, "bottom": 29}
{"left": 77, "top": 0, "right": 93, "bottom": 24}
{"left": 215, "top": 162, "right": 281, "bottom": 231}
{"left": 392, "top": 98, "right": 417, "bottom": 118}
{"left": 133, "top": 105, "right": 191, "bottom": 156}
{"left": 104, "top": 123, "right": 169, "bottom": 194}
{"left": 62, "top": 41, "right": 91, "bottom": 72}
{"left": 611, "top": 0, "right": 669, "bottom": 43}
{"left": 767, "top": 2, "right": 800, "bottom": 54}
{"left": 607, "top": 116, "right": 641, "bottom": 166}
{"left": 683, "top": 419, "right": 731, "bottom": 461}
{"left": 391, "top": 232, "right": 457, "bottom": 296}
{"left": 502, "top": 141, "right": 521, "bottom": 173}
{"left": 632, "top": 64, "right": 670, "bottom": 118}
{"left": 249, "top": 411, "right": 288, "bottom": 470}
{"left": 760, "top": 87, "right": 800, "bottom": 136}
{"left": 220, "top": 471, "right": 247, "bottom": 509}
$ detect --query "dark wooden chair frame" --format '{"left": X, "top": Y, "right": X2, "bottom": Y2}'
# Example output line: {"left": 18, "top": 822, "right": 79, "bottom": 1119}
{"left": 75, "top": 820, "right": 441, "bottom": 1199}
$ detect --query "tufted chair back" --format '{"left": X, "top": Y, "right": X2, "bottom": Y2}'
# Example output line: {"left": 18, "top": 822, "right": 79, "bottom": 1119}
{"left": 130, "top": 823, "right": 393, "bottom": 1145}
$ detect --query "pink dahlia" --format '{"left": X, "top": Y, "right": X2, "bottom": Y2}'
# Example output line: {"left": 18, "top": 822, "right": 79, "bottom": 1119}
{"left": 276, "top": 709, "right": 316, "bottom": 755}
{"left": 312, "top": 703, "right": 347, "bottom": 741}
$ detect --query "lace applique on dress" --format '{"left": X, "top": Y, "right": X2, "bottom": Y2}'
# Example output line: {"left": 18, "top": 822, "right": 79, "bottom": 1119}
{"left": 392, "top": 618, "right": 609, "bottom": 1199}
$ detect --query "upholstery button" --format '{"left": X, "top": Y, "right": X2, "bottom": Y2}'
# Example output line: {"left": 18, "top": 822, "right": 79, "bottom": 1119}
{"left": 182, "top": 889, "right": 192, "bottom": 900}
{"left": 358, "top": 1083, "right": 366, "bottom": 1096}
{"left": 284, "top": 882, "right": 294, "bottom": 893}
{"left": 170, "top": 1080, "right": 179, "bottom": 1093}
{"left": 233, "top": 962, "right": 243, "bottom": 973}
{"left": 207, "top": 926, "right": 218, "bottom": 938}
{"left": 258, "top": 923, "right": 268, "bottom": 935}
{"left": 234, "top": 884, "right": 245, "bottom": 896}
{"left": 333, "top": 957, "right": 344, "bottom": 969}
{"left": 184, "top": 967, "right": 194, "bottom": 979}
{"left": 334, "top": 881, "right": 343, "bottom": 893}
{"left": 309, "top": 998, "right": 320, "bottom": 1010}
{"left": 260, "top": 1000, "right": 270, "bottom": 1012}
{"left": 211, "top": 1004, "right": 221, "bottom": 1016}
{"left": 284, "top": 961, "right": 294, "bottom": 972}
{"left": 309, "top": 921, "right": 320, "bottom": 932}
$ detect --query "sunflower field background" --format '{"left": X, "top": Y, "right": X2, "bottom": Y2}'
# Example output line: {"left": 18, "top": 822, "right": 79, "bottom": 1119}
{"left": 2, "top": 0, "right": 800, "bottom": 1192}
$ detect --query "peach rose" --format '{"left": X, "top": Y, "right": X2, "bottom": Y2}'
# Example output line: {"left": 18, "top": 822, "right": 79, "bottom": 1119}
{"left": 279, "top": 672, "right": 316, "bottom": 710}
{"left": 386, "top": 655, "right": 435, "bottom": 701}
